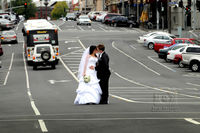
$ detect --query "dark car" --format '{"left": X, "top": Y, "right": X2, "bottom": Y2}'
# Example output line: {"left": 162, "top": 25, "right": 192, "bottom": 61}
{"left": 110, "top": 16, "right": 139, "bottom": 28}
{"left": 158, "top": 44, "right": 179, "bottom": 60}
{"left": 103, "top": 13, "right": 121, "bottom": 24}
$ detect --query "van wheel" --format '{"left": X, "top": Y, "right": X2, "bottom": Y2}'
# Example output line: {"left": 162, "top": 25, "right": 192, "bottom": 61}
{"left": 190, "top": 62, "right": 200, "bottom": 72}
{"left": 148, "top": 43, "right": 154, "bottom": 50}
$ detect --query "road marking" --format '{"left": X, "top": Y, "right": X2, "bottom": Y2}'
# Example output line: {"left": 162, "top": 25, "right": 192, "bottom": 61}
{"left": 59, "top": 57, "right": 79, "bottom": 82}
{"left": 48, "top": 80, "right": 71, "bottom": 84}
{"left": 58, "top": 21, "right": 65, "bottom": 27}
{"left": 78, "top": 26, "right": 84, "bottom": 31}
{"left": 148, "top": 56, "right": 176, "bottom": 72}
{"left": 186, "top": 82, "right": 200, "bottom": 88}
{"left": 4, "top": 53, "right": 14, "bottom": 85}
{"left": 16, "top": 22, "right": 21, "bottom": 31}
{"left": 185, "top": 118, "right": 200, "bottom": 125}
{"left": 130, "top": 45, "right": 136, "bottom": 50}
{"left": 22, "top": 43, "right": 48, "bottom": 132}
{"left": 65, "top": 40, "right": 77, "bottom": 43}
{"left": 109, "top": 94, "right": 137, "bottom": 103}
{"left": 78, "top": 39, "right": 86, "bottom": 49}
{"left": 51, "top": 21, "right": 62, "bottom": 31}
{"left": 98, "top": 25, "right": 107, "bottom": 32}
{"left": 38, "top": 119, "right": 48, "bottom": 132}
{"left": 114, "top": 71, "right": 200, "bottom": 99}
{"left": 110, "top": 87, "right": 146, "bottom": 89}
{"left": 112, "top": 41, "right": 160, "bottom": 76}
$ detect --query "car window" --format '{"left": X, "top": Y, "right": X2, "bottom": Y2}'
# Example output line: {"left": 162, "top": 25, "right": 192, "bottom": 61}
{"left": 184, "top": 40, "right": 192, "bottom": 44}
{"left": 191, "top": 40, "right": 200, "bottom": 45}
{"left": 154, "top": 36, "right": 162, "bottom": 39}
{"left": 172, "top": 45, "right": 185, "bottom": 50}
{"left": 180, "top": 48, "right": 185, "bottom": 52}
{"left": 36, "top": 46, "right": 50, "bottom": 54}
{"left": 186, "top": 47, "right": 200, "bottom": 53}
{"left": 163, "top": 36, "right": 170, "bottom": 40}
{"left": 175, "top": 40, "right": 184, "bottom": 43}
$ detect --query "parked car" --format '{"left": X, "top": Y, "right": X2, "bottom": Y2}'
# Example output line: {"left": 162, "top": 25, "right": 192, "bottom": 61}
{"left": 96, "top": 12, "right": 107, "bottom": 22}
{"left": 181, "top": 45, "right": 200, "bottom": 72}
{"left": 0, "top": 30, "right": 18, "bottom": 44}
{"left": 103, "top": 13, "right": 121, "bottom": 24}
{"left": 166, "top": 43, "right": 191, "bottom": 62}
{"left": 158, "top": 44, "right": 185, "bottom": 60}
{"left": 110, "top": 16, "right": 139, "bottom": 28}
{"left": 66, "top": 13, "right": 76, "bottom": 21}
{"left": 32, "top": 44, "right": 57, "bottom": 70}
{"left": 77, "top": 15, "right": 91, "bottom": 25}
{"left": 144, "top": 34, "right": 176, "bottom": 49}
{"left": 138, "top": 31, "right": 173, "bottom": 43}
{"left": 0, "top": 19, "right": 14, "bottom": 29}
{"left": 154, "top": 38, "right": 200, "bottom": 53}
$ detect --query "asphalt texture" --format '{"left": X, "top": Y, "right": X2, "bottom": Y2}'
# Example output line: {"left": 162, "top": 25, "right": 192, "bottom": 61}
{"left": 0, "top": 20, "right": 200, "bottom": 133}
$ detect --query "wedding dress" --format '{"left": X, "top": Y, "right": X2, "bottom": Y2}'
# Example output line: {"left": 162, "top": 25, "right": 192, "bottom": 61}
{"left": 74, "top": 55, "right": 102, "bottom": 104}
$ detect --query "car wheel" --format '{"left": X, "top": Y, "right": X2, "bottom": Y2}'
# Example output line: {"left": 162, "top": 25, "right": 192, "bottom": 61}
{"left": 114, "top": 23, "right": 117, "bottom": 27}
{"left": 148, "top": 43, "right": 154, "bottom": 50}
{"left": 179, "top": 61, "right": 185, "bottom": 68}
{"left": 165, "top": 58, "right": 171, "bottom": 63}
{"left": 190, "top": 62, "right": 200, "bottom": 72}
{"left": 33, "top": 65, "right": 37, "bottom": 70}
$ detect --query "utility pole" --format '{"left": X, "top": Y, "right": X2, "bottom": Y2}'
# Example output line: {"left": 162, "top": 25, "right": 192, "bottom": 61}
{"left": 192, "top": 0, "right": 197, "bottom": 30}
{"left": 156, "top": 0, "right": 159, "bottom": 30}
{"left": 85, "top": 0, "right": 87, "bottom": 14}
{"left": 168, "top": 0, "right": 171, "bottom": 33}
{"left": 122, "top": 0, "right": 125, "bottom": 15}
{"left": 137, "top": 0, "right": 139, "bottom": 23}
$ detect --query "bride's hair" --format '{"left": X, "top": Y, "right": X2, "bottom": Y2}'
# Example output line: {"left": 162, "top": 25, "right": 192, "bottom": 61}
{"left": 89, "top": 45, "right": 97, "bottom": 55}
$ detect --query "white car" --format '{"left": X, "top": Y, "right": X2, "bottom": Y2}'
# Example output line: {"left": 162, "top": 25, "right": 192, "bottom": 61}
{"left": 32, "top": 44, "right": 57, "bottom": 70}
{"left": 167, "top": 43, "right": 191, "bottom": 61}
{"left": 138, "top": 32, "right": 174, "bottom": 44}
{"left": 77, "top": 15, "right": 91, "bottom": 26}
{"left": 96, "top": 12, "right": 107, "bottom": 22}
{"left": 181, "top": 45, "right": 200, "bottom": 72}
{"left": 144, "top": 34, "right": 176, "bottom": 49}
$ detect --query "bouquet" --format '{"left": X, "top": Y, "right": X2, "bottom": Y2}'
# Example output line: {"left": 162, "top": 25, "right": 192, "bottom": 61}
{"left": 84, "top": 75, "right": 90, "bottom": 83}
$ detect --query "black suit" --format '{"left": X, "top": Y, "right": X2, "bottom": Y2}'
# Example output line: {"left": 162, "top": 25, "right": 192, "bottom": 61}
{"left": 96, "top": 52, "right": 111, "bottom": 104}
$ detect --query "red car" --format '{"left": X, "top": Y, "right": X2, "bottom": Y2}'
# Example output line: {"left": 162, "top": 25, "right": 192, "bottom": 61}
{"left": 154, "top": 38, "right": 200, "bottom": 53}
{"left": 173, "top": 54, "right": 182, "bottom": 64}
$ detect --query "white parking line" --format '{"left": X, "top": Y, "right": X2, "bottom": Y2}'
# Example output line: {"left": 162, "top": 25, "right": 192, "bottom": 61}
{"left": 130, "top": 45, "right": 136, "bottom": 50}
{"left": 78, "top": 26, "right": 84, "bottom": 31}
{"left": 148, "top": 56, "right": 176, "bottom": 72}
{"left": 185, "top": 118, "right": 200, "bottom": 125}
{"left": 186, "top": 82, "right": 200, "bottom": 88}
{"left": 23, "top": 43, "right": 48, "bottom": 132}
{"left": 3, "top": 53, "right": 14, "bottom": 86}
{"left": 112, "top": 41, "right": 160, "bottom": 76}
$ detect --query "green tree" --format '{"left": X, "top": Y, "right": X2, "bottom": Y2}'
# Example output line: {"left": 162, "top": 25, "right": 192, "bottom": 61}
{"left": 51, "top": 1, "right": 68, "bottom": 20}
{"left": 12, "top": 0, "right": 36, "bottom": 19}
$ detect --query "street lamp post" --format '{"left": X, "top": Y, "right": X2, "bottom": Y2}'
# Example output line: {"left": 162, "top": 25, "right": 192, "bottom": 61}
{"left": 44, "top": 0, "right": 49, "bottom": 19}
{"left": 40, "top": 0, "right": 43, "bottom": 19}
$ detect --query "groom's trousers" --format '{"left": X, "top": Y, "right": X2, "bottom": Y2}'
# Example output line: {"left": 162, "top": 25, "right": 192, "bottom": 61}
{"left": 99, "top": 75, "right": 110, "bottom": 104}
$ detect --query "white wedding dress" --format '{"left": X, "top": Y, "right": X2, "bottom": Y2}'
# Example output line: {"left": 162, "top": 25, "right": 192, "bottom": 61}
{"left": 74, "top": 56, "right": 102, "bottom": 104}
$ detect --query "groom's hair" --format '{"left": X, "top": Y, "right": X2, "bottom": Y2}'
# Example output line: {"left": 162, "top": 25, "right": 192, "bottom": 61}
{"left": 97, "top": 44, "right": 105, "bottom": 51}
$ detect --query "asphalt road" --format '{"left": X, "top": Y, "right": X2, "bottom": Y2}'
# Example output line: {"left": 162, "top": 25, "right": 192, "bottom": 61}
{"left": 0, "top": 20, "right": 200, "bottom": 133}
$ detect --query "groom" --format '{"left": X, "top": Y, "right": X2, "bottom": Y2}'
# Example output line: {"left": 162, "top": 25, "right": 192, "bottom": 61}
{"left": 95, "top": 44, "right": 111, "bottom": 104}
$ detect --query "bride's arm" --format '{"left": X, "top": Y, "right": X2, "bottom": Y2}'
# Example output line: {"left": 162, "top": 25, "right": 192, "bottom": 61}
{"left": 83, "top": 55, "right": 90, "bottom": 76}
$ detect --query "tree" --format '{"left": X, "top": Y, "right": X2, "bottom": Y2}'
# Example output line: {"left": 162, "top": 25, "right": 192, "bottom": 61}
{"left": 51, "top": 2, "right": 68, "bottom": 19}
{"left": 12, "top": 0, "right": 36, "bottom": 19}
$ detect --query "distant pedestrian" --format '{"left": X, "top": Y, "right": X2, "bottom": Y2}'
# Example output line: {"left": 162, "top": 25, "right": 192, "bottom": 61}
{"left": 96, "top": 44, "right": 111, "bottom": 104}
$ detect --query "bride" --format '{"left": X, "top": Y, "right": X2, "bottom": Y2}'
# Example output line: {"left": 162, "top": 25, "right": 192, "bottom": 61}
{"left": 74, "top": 46, "right": 102, "bottom": 104}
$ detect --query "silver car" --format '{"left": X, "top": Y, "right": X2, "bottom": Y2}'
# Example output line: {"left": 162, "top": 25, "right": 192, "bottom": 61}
{"left": 77, "top": 15, "right": 91, "bottom": 26}
{"left": 0, "top": 19, "right": 14, "bottom": 29}
{"left": 144, "top": 34, "right": 176, "bottom": 50}
{"left": 0, "top": 30, "right": 18, "bottom": 44}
